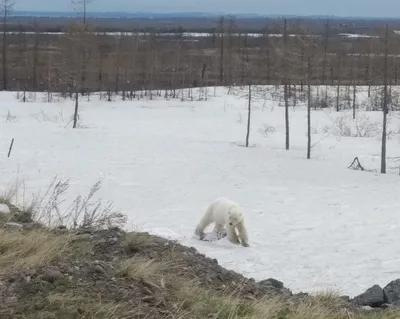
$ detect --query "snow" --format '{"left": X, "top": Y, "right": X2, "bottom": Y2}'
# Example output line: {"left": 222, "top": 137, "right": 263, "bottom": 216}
{"left": 0, "top": 204, "right": 10, "bottom": 214}
{"left": 1, "top": 87, "right": 400, "bottom": 297}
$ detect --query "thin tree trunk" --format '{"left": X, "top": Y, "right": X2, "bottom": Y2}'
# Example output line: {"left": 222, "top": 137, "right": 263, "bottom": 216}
{"left": 336, "top": 54, "right": 341, "bottom": 112}
{"left": 2, "top": 11, "right": 7, "bottom": 90}
{"left": 246, "top": 84, "right": 251, "bottom": 147}
{"left": 73, "top": 81, "right": 80, "bottom": 128}
{"left": 352, "top": 83, "right": 356, "bottom": 119}
{"left": 283, "top": 19, "right": 289, "bottom": 150}
{"left": 381, "top": 24, "right": 389, "bottom": 174}
{"left": 307, "top": 57, "right": 312, "bottom": 159}
{"left": 219, "top": 16, "right": 224, "bottom": 84}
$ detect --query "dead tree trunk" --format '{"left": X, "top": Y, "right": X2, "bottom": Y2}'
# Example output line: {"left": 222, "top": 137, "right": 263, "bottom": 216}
{"left": 283, "top": 19, "right": 290, "bottom": 150}
{"left": 381, "top": 24, "right": 389, "bottom": 174}
{"left": 246, "top": 83, "right": 251, "bottom": 147}
{"left": 219, "top": 16, "right": 224, "bottom": 85}
{"left": 307, "top": 57, "right": 312, "bottom": 159}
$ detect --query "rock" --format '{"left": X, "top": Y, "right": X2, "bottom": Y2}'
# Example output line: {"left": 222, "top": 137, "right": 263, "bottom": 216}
{"left": 142, "top": 295, "right": 156, "bottom": 303}
{"left": 71, "top": 234, "right": 91, "bottom": 242}
{"left": 353, "top": 285, "right": 385, "bottom": 307}
{"left": 361, "top": 306, "right": 373, "bottom": 311}
{"left": 0, "top": 204, "right": 10, "bottom": 214}
{"left": 95, "top": 238, "right": 107, "bottom": 245}
{"left": 23, "top": 222, "right": 42, "bottom": 230}
{"left": 4, "top": 222, "right": 23, "bottom": 229}
{"left": 142, "top": 286, "right": 153, "bottom": 295}
{"left": 383, "top": 279, "right": 400, "bottom": 304}
{"left": 95, "top": 280, "right": 106, "bottom": 287}
{"left": 259, "top": 278, "right": 284, "bottom": 289}
{"left": 293, "top": 292, "right": 309, "bottom": 300}
{"left": 258, "top": 278, "right": 292, "bottom": 297}
{"left": 77, "top": 228, "right": 94, "bottom": 235}
{"left": 391, "top": 299, "right": 400, "bottom": 308}
{"left": 93, "top": 264, "right": 107, "bottom": 274}
{"left": 41, "top": 270, "right": 63, "bottom": 283}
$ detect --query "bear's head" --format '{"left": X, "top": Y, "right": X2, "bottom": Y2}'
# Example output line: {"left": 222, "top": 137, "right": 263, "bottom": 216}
{"left": 227, "top": 208, "right": 244, "bottom": 227}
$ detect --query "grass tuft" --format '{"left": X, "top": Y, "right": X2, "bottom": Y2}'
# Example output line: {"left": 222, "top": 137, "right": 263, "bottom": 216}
{"left": 0, "top": 229, "right": 74, "bottom": 278}
{"left": 123, "top": 231, "right": 153, "bottom": 253}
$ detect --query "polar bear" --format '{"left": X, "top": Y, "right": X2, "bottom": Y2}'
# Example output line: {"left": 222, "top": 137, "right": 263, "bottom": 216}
{"left": 195, "top": 197, "right": 249, "bottom": 247}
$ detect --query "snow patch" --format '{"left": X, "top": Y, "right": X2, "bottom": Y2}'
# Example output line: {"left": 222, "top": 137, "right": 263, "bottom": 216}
{"left": 0, "top": 204, "right": 10, "bottom": 214}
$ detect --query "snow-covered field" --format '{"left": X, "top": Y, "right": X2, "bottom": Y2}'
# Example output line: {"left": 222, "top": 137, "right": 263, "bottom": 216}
{"left": 1, "top": 86, "right": 400, "bottom": 297}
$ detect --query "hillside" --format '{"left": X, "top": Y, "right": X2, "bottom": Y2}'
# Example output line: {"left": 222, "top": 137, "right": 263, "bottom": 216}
{"left": 0, "top": 205, "right": 394, "bottom": 319}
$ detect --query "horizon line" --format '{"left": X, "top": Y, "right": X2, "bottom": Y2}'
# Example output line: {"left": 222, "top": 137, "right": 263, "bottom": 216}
{"left": 9, "top": 10, "right": 400, "bottom": 20}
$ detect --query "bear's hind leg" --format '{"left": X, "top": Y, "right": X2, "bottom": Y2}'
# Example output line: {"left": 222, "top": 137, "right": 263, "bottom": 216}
{"left": 226, "top": 226, "right": 240, "bottom": 245}
{"left": 195, "top": 206, "right": 214, "bottom": 239}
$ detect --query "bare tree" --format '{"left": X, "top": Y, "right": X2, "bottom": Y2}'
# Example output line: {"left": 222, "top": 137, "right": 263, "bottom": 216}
{"left": 32, "top": 18, "right": 40, "bottom": 97}
{"left": 283, "top": 19, "right": 290, "bottom": 150}
{"left": 381, "top": 24, "right": 389, "bottom": 174}
{"left": 246, "top": 83, "right": 251, "bottom": 147}
{"left": 72, "top": 0, "right": 92, "bottom": 95}
{"left": 219, "top": 16, "right": 224, "bottom": 85}
{"left": 61, "top": 23, "right": 93, "bottom": 128}
{"left": 321, "top": 19, "right": 330, "bottom": 101}
{"left": 307, "top": 56, "right": 312, "bottom": 159}
{"left": 351, "top": 47, "right": 357, "bottom": 119}
{"left": 1, "top": 0, "right": 13, "bottom": 90}
{"left": 72, "top": 0, "right": 92, "bottom": 24}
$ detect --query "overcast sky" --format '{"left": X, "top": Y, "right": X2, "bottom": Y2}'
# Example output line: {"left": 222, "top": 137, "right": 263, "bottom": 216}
{"left": 14, "top": 0, "right": 400, "bottom": 18}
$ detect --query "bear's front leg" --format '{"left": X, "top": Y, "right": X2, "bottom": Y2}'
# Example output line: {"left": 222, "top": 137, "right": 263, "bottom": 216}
{"left": 236, "top": 222, "right": 249, "bottom": 247}
{"left": 226, "top": 227, "right": 241, "bottom": 245}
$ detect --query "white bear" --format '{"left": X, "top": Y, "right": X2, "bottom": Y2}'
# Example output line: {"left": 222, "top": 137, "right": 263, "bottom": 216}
{"left": 195, "top": 197, "right": 249, "bottom": 247}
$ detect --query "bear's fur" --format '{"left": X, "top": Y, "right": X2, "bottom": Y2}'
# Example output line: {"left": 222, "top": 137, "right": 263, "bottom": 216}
{"left": 195, "top": 197, "right": 249, "bottom": 247}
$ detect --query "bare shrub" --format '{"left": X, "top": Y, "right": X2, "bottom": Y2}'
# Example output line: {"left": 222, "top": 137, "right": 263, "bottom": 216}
{"left": 321, "top": 125, "right": 333, "bottom": 134}
{"left": 4, "top": 109, "right": 17, "bottom": 123}
{"left": 332, "top": 114, "right": 380, "bottom": 138}
{"left": 66, "top": 181, "right": 126, "bottom": 229}
{"left": 353, "top": 115, "right": 381, "bottom": 137}
{"left": 32, "top": 109, "right": 65, "bottom": 123}
{"left": 258, "top": 124, "right": 276, "bottom": 138}
{"left": 310, "top": 94, "right": 332, "bottom": 109}
{"left": 1, "top": 176, "right": 127, "bottom": 230}
{"left": 332, "top": 115, "right": 352, "bottom": 137}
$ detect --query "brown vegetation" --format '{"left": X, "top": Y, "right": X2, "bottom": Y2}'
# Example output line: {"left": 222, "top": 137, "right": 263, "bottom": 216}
{"left": 0, "top": 16, "right": 399, "bottom": 96}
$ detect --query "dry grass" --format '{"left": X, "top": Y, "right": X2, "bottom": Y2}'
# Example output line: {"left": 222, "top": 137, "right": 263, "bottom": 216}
{"left": 0, "top": 227, "right": 397, "bottom": 319}
{"left": 32, "top": 293, "right": 134, "bottom": 319}
{"left": 172, "top": 279, "right": 256, "bottom": 319}
{"left": 118, "top": 257, "right": 172, "bottom": 281}
{"left": 120, "top": 229, "right": 400, "bottom": 319}
{"left": 123, "top": 231, "right": 154, "bottom": 253}
{"left": 0, "top": 229, "right": 77, "bottom": 278}
{"left": 120, "top": 235, "right": 400, "bottom": 319}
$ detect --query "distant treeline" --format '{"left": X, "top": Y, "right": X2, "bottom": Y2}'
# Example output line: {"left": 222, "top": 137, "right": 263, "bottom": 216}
{"left": 1, "top": 15, "right": 400, "bottom": 35}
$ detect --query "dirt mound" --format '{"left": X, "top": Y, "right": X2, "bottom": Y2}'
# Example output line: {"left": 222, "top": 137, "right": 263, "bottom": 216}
{"left": 0, "top": 226, "right": 380, "bottom": 319}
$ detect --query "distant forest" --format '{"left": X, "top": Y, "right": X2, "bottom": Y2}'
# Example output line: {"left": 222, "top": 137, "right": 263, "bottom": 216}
{"left": 3, "top": 13, "right": 400, "bottom": 34}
